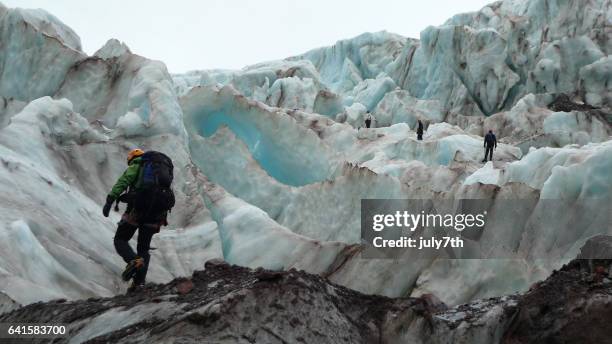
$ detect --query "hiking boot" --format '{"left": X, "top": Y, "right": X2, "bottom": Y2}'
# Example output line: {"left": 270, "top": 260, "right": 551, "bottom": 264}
{"left": 121, "top": 257, "right": 145, "bottom": 282}
{"left": 126, "top": 281, "right": 145, "bottom": 294}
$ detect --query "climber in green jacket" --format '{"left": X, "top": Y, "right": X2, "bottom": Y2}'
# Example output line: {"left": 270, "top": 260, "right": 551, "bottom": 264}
{"left": 102, "top": 148, "right": 167, "bottom": 293}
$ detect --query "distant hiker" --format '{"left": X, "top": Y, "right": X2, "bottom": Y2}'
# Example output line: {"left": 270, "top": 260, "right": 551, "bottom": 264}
{"left": 482, "top": 130, "right": 497, "bottom": 162}
{"left": 102, "top": 148, "right": 175, "bottom": 293}
{"left": 365, "top": 112, "right": 372, "bottom": 128}
{"left": 416, "top": 120, "right": 424, "bottom": 140}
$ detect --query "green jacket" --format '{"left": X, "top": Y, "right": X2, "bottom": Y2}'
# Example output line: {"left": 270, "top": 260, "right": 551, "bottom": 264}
{"left": 108, "top": 157, "right": 142, "bottom": 200}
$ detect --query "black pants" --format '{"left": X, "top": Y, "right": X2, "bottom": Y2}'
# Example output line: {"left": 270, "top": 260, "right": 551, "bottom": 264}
{"left": 114, "top": 220, "right": 156, "bottom": 284}
{"left": 484, "top": 146, "right": 494, "bottom": 162}
{"left": 417, "top": 133, "right": 423, "bottom": 140}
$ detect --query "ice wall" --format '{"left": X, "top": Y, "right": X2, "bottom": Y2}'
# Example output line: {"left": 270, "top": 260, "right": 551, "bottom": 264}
{"left": 0, "top": 97, "right": 222, "bottom": 304}
{"left": 174, "top": 0, "right": 610, "bottom": 127}
{"left": 0, "top": 4, "right": 84, "bottom": 101}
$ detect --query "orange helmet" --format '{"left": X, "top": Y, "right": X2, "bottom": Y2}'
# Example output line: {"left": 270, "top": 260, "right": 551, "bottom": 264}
{"left": 127, "top": 148, "right": 144, "bottom": 163}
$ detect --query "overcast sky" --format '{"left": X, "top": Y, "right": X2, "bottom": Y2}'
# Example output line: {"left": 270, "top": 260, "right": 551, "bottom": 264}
{"left": 4, "top": 0, "right": 492, "bottom": 73}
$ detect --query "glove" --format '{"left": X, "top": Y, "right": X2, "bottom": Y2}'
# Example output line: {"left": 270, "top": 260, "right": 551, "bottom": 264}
{"left": 102, "top": 195, "right": 114, "bottom": 217}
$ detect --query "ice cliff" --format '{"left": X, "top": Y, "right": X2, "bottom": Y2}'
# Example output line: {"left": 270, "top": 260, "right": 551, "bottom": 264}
{"left": 0, "top": 0, "right": 610, "bottom": 328}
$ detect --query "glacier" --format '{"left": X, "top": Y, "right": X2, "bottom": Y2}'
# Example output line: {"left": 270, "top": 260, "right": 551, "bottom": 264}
{"left": 0, "top": 0, "right": 610, "bottom": 326}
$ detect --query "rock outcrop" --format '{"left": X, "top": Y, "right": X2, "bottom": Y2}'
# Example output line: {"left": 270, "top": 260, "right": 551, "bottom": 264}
{"left": 2, "top": 237, "right": 611, "bottom": 343}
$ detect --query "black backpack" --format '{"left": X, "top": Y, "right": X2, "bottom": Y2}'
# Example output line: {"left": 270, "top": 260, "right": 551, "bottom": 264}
{"left": 133, "top": 151, "right": 175, "bottom": 221}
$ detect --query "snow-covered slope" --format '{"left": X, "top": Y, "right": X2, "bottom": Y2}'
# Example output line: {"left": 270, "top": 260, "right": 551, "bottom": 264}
{"left": 0, "top": 0, "right": 610, "bottom": 315}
